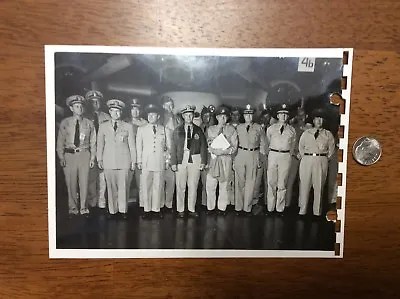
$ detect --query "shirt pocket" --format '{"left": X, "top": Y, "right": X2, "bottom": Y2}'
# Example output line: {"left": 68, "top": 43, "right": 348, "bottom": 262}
{"left": 79, "top": 124, "right": 91, "bottom": 143}
{"left": 117, "top": 130, "right": 129, "bottom": 143}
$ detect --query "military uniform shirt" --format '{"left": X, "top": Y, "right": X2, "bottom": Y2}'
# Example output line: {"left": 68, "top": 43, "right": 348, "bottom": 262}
{"left": 298, "top": 128, "right": 335, "bottom": 158}
{"left": 57, "top": 116, "right": 96, "bottom": 161}
{"left": 266, "top": 123, "right": 296, "bottom": 154}
{"left": 236, "top": 123, "right": 266, "bottom": 154}
{"left": 207, "top": 124, "right": 238, "bottom": 155}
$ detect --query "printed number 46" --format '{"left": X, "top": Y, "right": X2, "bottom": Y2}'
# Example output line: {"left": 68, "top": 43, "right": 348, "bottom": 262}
{"left": 301, "top": 58, "right": 314, "bottom": 68}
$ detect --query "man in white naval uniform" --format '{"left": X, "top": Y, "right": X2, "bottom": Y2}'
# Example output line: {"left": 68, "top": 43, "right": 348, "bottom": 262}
{"left": 137, "top": 104, "right": 172, "bottom": 219}
{"left": 265, "top": 103, "right": 296, "bottom": 216}
{"left": 206, "top": 106, "right": 238, "bottom": 215}
{"left": 97, "top": 99, "right": 136, "bottom": 219}
{"left": 234, "top": 104, "right": 265, "bottom": 216}
{"left": 125, "top": 98, "right": 147, "bottom": 206}
{"left": 85, "top": 90, "right": 111, "bottom": 210}
{"left": 298, "top": 108, "right": 335, "bottom": 217}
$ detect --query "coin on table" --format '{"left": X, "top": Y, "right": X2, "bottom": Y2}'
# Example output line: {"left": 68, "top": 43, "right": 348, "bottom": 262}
{"left": 352, "top": 136, "right": 382, "bottom": 166}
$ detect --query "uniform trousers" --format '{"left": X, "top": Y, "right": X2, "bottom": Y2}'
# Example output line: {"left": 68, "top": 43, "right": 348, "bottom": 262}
{"left": 206, "top": 156, "right": 232, "bottom": 211}
{"left": 298, "top": 156, "right": 329, "bottom": 216}
{"left": 141, "top": 170, "right": 164, "bottom": 212}
{"left": 285, "top": 156, "right": 300, "bottom": 208}
{"left": 267, "top": 151, "right": 292, "bottom": 212}
{"left": 200, "top": 169, "right": 208, "bottom": 206}
{"left": 64, "top": 151, "right": 90, "bottom": 214}
{"left": 234, "top": 149, "right": 259, "bottom": 212}
{"left": 176, "top": 163, "right": 201, "bottom": 213}
{"left": 87, "top": 162, "right": 107, "bottom": 208}
{"left": 162, "top": 168, "right": 175, "bottom": 209}
{"left": 228, "top": 171, "right": 235, "bottom": 205}
{"left": 128, "top": 166, "right": 142, "bottom": 206}
{"left": 327, "top": 148, "right": 338, "bottom": 204}
{"left": 253, "top": 154, "right": 268, "bottom": 205}
{"left": 104, "top": 169, "right": 130, "bottom": 214}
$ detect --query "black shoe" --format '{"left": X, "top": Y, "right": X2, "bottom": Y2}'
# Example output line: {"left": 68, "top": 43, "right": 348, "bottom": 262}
{"left": 265, "top": 210, "right": 273, "bottom": 216}
{"left": 218, "top": 210, "right": 227, "bottom": 216}
{"left": 188, "top": 211, "right": 199, "bottom": 218}
{"left": 235, "top": 210, "right": 242, "bottom": 216}
{"left": 121, "top": 213, "right": 128, "bottom": 219}
{"left": 157, "top": 212, "right": 164, "bottom": 219}
{"left": 205, "top": 209, "right": 214, "bottom": 215}
{"left": 107, "top": 213, "right": 116, "bottom": 219}
{"left": 276, "top": 211, "right": 284, "bottom": 217}
{"left": 177, "top": 212, "right": 185, "bottom": 218}
{"left": 141, "top": 212, "right": 151, "bottom": 219}
{"left": 244, "top": 211, "right": 252, "bottom": 217}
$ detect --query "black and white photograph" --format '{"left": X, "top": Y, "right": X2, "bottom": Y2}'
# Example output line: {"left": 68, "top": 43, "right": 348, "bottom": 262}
{"left": 45, "top": 46, "right": 352, "bottom": 258}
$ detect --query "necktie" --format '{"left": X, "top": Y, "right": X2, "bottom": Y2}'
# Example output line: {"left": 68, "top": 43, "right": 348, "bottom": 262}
{"left": 187, "top": 126, "right": 192, "bottom": 149}
{"left": 113, "top": 121, "right": 118, "bottom": 132}
{"left": 153, "top": 125, "right": 157, "bottom": 134}
{"left": 246, "top": 125, "right": 250, "bottom": 132}
{"left": 93, "top": 113, "right": 99, "bottom": 133}
{"left": 314, "top": 129, "right": 320, "bottom": 139}
{"left": 280, "top": 125, "right": 284, "bottom": 134}
{"left": 74, "top": 119, "right": 80, "bottom": 147}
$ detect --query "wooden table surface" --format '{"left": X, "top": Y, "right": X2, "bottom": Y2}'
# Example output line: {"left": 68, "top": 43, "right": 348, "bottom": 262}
{"left": 1, "top": 1, "right": 399, "bottom": 298}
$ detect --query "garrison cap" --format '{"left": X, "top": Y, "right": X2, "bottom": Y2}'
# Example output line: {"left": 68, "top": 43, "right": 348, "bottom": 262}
{"left": 107, "top": 99, "right": 125, "bottom": 110}
{"left": 66, "top": 95, "right": 84, "bottom": 107}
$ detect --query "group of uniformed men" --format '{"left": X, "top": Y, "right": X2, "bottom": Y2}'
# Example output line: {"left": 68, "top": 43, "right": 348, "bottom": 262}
{"left": 56, "top": 90, "right": 337, "bottom": 220}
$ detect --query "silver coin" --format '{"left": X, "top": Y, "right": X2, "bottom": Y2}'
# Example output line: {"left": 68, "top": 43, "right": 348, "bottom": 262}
{"left": 352, "top": 136, "right": 382, "bottom": 166}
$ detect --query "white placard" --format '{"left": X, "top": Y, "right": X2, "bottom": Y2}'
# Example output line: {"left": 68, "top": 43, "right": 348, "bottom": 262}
{"left": 298, "top": 57, "right": 316, "bottom": 72}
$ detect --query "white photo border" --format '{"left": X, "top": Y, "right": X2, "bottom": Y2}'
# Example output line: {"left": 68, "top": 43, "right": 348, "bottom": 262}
{"left": 45, "top": 46, "right": 353, "bottom": 259}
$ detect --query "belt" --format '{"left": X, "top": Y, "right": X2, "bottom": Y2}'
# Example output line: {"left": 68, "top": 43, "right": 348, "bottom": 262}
{"left": 269, "top": 148, "right": 290, "bottom": 153}
{"left": 239, "top": 146, "right": 260, "bottom": 152}
{"left": 304, "top": 153, "right": 327, "bottom": 157}
{"left": 64, "top": 148, "right": 89, "bottom": 154}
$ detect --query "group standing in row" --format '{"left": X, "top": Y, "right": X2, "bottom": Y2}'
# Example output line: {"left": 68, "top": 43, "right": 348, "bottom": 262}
{"left": 56, "top": 90, "right": 337, "bottom": 220}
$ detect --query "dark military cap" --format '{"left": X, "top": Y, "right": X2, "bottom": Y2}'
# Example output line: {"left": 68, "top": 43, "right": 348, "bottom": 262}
{"left": 231, "top": 106, "right": 240, "bottom": 116}
{"left": 243, "top": 104, "right": 254, "bottom": 114}
{"left": 144, "top": 104, "right": 161, "bottom": 114}
{"left": 310, "top": 108, "right": 327, "bottom": 119}
{"left": 107, "top": 99, "right": 125, "bottom": 110}
{"left": 215, "top": 105, "right": 230, "bottom": 117}
{"left": 85, "top": 90, "right": 103, "bottom": 101}
{"left": 66, "top": 95, "right": 84, "bottom": 107}
{"left": 276, "top": 103, "right": 290, "bottom": 115}
{"left": 130, "top": 98, "right": 141, "bottom": 108}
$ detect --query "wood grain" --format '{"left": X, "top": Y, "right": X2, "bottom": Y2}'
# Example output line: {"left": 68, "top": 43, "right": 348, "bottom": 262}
{"left": 0, "top": 0, "right": 399, "bottom": 298}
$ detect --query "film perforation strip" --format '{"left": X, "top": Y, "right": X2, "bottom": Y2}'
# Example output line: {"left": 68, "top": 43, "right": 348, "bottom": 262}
{"left": 333, "top": 49, "right": 353, "bottom": 257}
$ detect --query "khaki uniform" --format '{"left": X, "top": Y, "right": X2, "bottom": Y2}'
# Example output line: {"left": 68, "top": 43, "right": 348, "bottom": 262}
{"left": 253, "top": 124, "right": 270, "bottom": 205}
{"left": 97, "top": 120, "right": 136, "bottom": 215}
{"left": 234, "top": 123, "right": 266, "bottom": 212}
{"left": 137, "top": 124, "right": 171, "bottom": 212}
{"left": 199, "top": 123, "right": 211, "bottom": 206}
{"left": 87, "top": 111, "right": 111, "bottom": 208}
{"left": 162, "top": 113, "right": 182, "bottom": 209}
{"left": 285, "top": 122, "right": 306, "bottom": 208}
{"left": 57, "top": 116, "right": 96, "bottom": 214}
{"left": 266, "top": 123, "right": 296, "bottom": 212}
{"left": 125, "top": 117, "right": 148, "bottom": 206}
{"left": 298, "top": 128, "right": 335, "bottom": 216}
{"left": 206, "top": 124, "right": 238, "bottom": 211}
